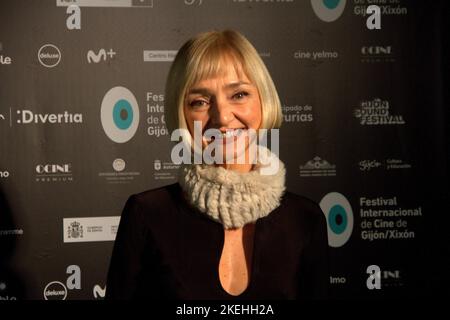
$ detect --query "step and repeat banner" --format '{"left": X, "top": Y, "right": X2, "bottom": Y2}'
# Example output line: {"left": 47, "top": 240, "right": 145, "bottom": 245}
{"left": 0, "top": 0, "right": 447, "bottom": 300}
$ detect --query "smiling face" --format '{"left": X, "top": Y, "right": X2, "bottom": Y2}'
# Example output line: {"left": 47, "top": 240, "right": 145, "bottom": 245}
{"left": 183, "top": 55, "right": 262, "bottom": 169}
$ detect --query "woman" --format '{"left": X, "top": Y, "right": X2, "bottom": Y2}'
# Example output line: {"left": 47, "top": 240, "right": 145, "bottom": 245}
{"left": 106, "top": 30, "right": 329, "bottom": 299}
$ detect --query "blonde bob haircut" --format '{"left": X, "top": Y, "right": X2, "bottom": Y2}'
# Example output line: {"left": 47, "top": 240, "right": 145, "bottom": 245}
{"left": 164, "top": 29, "right": 283, "bottom": 134}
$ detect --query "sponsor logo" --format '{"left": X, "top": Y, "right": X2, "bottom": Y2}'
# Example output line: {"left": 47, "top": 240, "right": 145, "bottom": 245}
{"left": 35, "top": 163, "right": 73, "bottom": 183}
{"left": 66, "top": 4, "right": 81, "bottom": 30}
{"left": 43, "top": 281, "right": 67, "bottom": 300}
{"left": 93, "top": 284, "right": 106, "bottom": 299}
{"left": 67, "top": 221, "right": 83, "bottom": 240}
{"left": 87, "top": 48, "right": 116, "bottom": 63}
{"left": 0, "top": 282, "right": 17, "bottom": 300}
{"left": 43, "top": 265, "right": 81, "bottom": 300}
{"left": 101, "top": 86, "right": 140, "bottom": 143}
{"left": 320, "top": 192, "right": 354, "bottom": 247}
{"left": 359, "top": 196, "right": 421, "bottom": 242}
{"left": 354, "top": 1, "right": 407, "bottom": 17}
{"left": 63, "top": 217, "right": 120, "bottom": 243}
{"left": 38, "top": 44, "right": 61, "bottom": 68}
{"left": 146, "top": 91, "right": 169, "bottom": 137}
{"left": 359, "top": 159, "right": 411, "bottom": 171}
{"left": 361, "top": 45, "right": 394, "bottom": 63}
{"left": 282, "top": 104, "right": 314, "bottom": 123}
{"left": 0, "top": 170, "right": 9, "bottom": 178}
{"left": 300, "top": 156, "right": 336, "bottom": 177}
{"left": 366, "top": 265, "right": 381, "bottom": 289}
{"left": 0, "top": 42, "right": 12, "bottom": 65}
{"left": 354, "top": 98, "right": 405, "bottom": 125}
{"left": 99, "top": 158, "right": 140, "bottom": 184}
{"left": 112, "top": 158, "right": 126, "bottom": 172}
{"left": 143, "top": 50, "right": 177, "bottom": 62}
{"left": 330, "top": 276, "right": 347, "bottom": 285}
{"left": 153, "top": 159, "right": 180, "bottom": 181}
{"left": 293, "top": 50, "right": 339, "bottom": 63}
{"left": 0, "top": 229, "right": 23, "bottom": 236}
{"left": 0, "top": 54, "right": 12, "bottom": 65}
{"left": 311, "top": 0, "right": 346, "bottom": 22}
{"left": 16, "top": 110, "right": 83, "bottom": 124}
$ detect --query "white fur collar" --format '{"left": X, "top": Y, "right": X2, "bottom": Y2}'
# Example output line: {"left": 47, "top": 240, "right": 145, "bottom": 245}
{"left": 178, "top": 146, "right": 286, "bottom": 229}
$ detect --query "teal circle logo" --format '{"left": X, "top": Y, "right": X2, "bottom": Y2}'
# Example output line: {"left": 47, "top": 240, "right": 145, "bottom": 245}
{"left": 319, "top": 192, "right": 353, "bottom": 247}
{"left": 311, "top": 0, "right": 346, "bottom": 22}
{"left": 113, "top": 99, "right": 133, "bottom": 130}
{"left": 328, "top": 204, "right": 347, "bottom": 235}
{"left": 101, "top": 87, "right": 139, "bottom": 143}
{"left": 323, "top": 0, "right": 340, "bottom": 9}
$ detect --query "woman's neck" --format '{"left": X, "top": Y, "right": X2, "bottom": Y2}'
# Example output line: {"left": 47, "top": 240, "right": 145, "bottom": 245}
{"left": 215, "top": 163, "right": 254, "bottom": 173}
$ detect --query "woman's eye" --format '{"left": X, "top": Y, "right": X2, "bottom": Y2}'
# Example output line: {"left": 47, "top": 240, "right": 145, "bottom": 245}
{"left": 189, "top": 100, "right": 208, "bottom": 108}
{"left": 232, "top": 91, "right": 249, "bottom": 100}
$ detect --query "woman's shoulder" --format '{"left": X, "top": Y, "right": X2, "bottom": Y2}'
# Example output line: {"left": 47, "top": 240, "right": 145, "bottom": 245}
{"left": 277, "top": 190, "right": 326, "bottom": 225}
{"left": 131, "top": 183, "right": 180, "bottom": 204}
{"left": 281, "top": 190, "right": 322, "bottom": 212}
{"left": 122, "top": 183, "right": 181, "bottom": 220}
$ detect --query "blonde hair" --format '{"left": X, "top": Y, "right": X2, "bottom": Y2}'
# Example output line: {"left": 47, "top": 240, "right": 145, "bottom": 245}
{"left": 164, "top": 30, "right": 283, "bottom": 134}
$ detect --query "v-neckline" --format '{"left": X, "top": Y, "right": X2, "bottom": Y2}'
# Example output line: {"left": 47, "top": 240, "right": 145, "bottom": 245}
{"left": 215, "top": 220, "right": 260, "bottom": 298}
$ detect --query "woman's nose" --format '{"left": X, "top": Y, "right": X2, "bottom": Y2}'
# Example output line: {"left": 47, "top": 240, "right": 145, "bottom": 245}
{"left": 210, "top": 98, "right": 234, "bottom": 127}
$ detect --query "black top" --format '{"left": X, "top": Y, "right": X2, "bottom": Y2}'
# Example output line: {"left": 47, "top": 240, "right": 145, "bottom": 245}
{"left": 105, "top": 183, "right": 330, "bottom": 300}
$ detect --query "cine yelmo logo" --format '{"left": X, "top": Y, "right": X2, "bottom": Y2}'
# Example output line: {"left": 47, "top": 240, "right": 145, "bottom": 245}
{"left": 319, "top": 192, "right": 354, "bottom": 247}
{"left": 101, "top": 86, "right": 139, "bottom": 143}
{"left": 311, "top": 0, "right": 346, "bottom": 22}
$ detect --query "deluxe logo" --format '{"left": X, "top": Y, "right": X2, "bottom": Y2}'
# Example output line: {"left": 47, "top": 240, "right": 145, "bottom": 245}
{"left": 36, "top": 164, "right": 71, "bottom": 174}
{"left": 38, "top": 44, "right": 61, "bottom": 68}
{"left": 16, "top": 110, "right": 83, "bottom": 124}
{"left": 44, "top": 281, "right": 67, "bottom": 300}
{"left": 319, "top": 192, "right": 354, "bottom": 247}
{"left": 101, "top": 86, "right": 140, "bottom": 143}
{"left": 311, "top": 0, "right": 346, "bottom": 22}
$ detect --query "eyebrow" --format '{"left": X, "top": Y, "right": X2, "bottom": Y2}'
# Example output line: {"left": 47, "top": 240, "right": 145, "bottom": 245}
{"left": 187, "top": 81, "right": 252, "bottom": 95}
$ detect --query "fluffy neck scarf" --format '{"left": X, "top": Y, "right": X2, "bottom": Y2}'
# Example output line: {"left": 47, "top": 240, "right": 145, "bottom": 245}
{"left": 178, "top": 146, "right": 286, "bottom": 229}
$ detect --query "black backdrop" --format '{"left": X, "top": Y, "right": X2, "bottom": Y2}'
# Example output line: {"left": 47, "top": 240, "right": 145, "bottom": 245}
{"left": 0, "top": 0, "right": 448, "bottom": 300}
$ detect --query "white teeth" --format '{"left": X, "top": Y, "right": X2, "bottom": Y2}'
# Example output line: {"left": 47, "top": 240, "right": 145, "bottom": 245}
{"left": 203, "top": 129, "right": 245, "bottom": 142}
{"left": 222, "top": 129, "right": 243, "bottom": 138}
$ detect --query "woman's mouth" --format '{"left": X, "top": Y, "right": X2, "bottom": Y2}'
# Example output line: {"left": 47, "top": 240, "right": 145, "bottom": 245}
{"left": 203, "top": 128, "right": 246, "bottom": 143}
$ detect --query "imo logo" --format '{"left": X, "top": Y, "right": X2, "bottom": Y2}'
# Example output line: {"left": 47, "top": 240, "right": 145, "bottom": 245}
{"left": 101, "top": 86, "right": 139, "bottom": 143}
{"left": 319, "top": 192, "right": 353, "bottom": 247}
{"left": 311, "top": 0, "right": 346, "bottom": 22}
